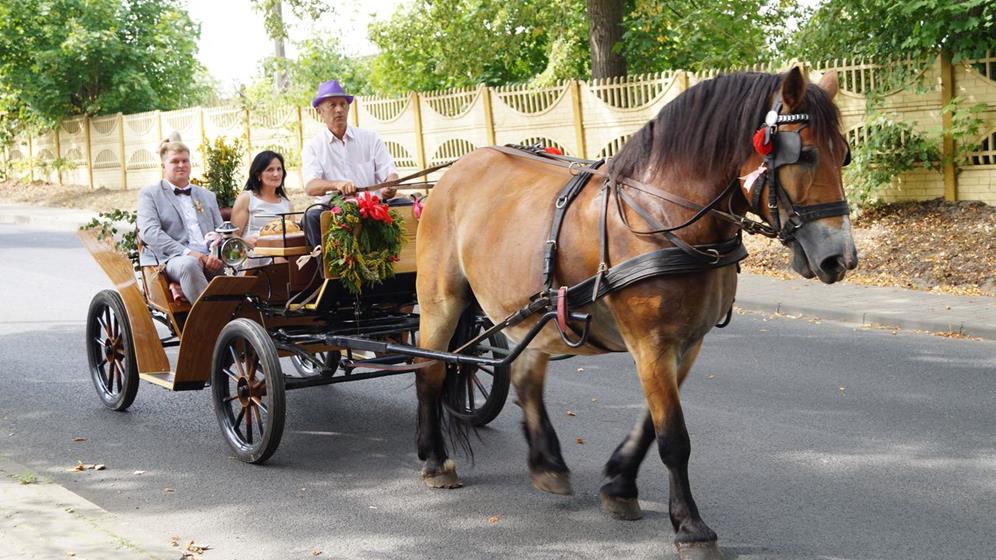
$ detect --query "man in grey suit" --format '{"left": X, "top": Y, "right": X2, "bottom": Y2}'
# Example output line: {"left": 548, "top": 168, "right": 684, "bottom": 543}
{"left": 137, "top": 136, "right": 224, "bottom": 302}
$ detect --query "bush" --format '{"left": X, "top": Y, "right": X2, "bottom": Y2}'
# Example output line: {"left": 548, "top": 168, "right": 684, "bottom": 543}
{"left": 200, "top": 136, "right": 245, "bottom": 208}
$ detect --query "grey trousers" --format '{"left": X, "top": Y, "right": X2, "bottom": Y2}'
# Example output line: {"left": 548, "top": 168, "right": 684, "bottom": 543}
{"left": 165, "top": 255, "right": 219, "bottom": 302}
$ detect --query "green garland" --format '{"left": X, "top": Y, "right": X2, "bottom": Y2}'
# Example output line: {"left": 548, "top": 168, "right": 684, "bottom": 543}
{"left": 323, "top": 193, "right": 406, "bottom": 294}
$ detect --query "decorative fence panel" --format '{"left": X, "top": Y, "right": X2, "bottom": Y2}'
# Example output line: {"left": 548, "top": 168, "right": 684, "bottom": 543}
{"left": 6, "top": 55, "right": 995, "bottom": 204}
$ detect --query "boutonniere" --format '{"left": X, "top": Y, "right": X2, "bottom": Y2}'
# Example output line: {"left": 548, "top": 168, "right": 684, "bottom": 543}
{"left": 193, "top": 199, "right": 204, "bottom": 213}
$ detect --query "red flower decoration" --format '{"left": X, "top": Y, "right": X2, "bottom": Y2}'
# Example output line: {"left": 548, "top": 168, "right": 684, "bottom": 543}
{"left": 753, "top": 128, "right": 772, "bottom": 156}
{"left": 543, "top": 146, "right": 563, "bottom": 155}
{"left": 357, "top": 192, "right": 393, "bottom": 224}
{"left": 412, "top": 196, "right": 425, "bottom": 220}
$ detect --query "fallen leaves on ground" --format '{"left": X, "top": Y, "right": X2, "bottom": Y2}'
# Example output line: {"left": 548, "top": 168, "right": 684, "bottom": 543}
{"left": 741, "top": 198, "right": 995, "bottom": 296}
{"left": 68, "top": 461, "right": 105, "bottom": 472}
{"left": 488, "top": 515, "right": 500, "bottom": 525}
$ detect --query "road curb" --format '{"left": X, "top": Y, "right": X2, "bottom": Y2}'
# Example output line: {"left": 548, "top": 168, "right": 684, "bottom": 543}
{"left": 735, "top": 298, "right": 996, "bottom": 340}
{"left": 0, "top": 455, "right": 182, "bottom": 560}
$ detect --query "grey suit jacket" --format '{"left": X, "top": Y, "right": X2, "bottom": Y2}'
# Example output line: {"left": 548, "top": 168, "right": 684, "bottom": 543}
{"left": 137, "top": 180, "right": 223, "bottom": 266}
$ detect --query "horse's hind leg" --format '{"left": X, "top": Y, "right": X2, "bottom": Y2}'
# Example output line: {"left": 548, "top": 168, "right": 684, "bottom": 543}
{"left": 415, "top": 272, "right": 469, "bottom": 488}
{"left": 512, "top": 349, "right": 572, "bottom": 495}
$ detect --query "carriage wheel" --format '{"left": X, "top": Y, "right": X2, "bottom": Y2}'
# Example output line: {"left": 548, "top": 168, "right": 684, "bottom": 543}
{"left": 211, "top": 319, "right": 286, "bottom": 464}
{"left": 442, "top": 313, "right": 511, "bottom": 427}
{"left": 86, "top": 290, "right": 139, "bottom": 411}
{"left": 290, "top": 351, "right": 340, "bottom": 377}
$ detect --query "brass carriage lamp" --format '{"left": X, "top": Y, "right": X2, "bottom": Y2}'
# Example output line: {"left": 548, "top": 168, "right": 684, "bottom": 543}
{"left": 214, "top": 221, "right": 249, "bottom": 268}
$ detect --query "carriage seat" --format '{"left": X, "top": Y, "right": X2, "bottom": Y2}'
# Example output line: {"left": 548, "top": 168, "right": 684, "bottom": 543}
{"left": 135, "top": 229, "right": 192, "bottom": 314}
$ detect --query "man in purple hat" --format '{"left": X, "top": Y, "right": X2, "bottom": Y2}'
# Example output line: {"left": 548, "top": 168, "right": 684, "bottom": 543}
{"left": 301, "top": 79, "right": 399, "bottom": 250}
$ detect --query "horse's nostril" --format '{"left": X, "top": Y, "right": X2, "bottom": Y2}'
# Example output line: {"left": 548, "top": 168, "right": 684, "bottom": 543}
{"left": 820, "top": 256, "right": 845, "bottom": 275}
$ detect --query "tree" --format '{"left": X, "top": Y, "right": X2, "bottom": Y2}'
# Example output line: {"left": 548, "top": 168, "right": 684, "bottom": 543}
{"left": 586, "top": 0, "right": 627, "bottom": 78}
{"left": 241, "top": 37, "right": 372, "bottom": 110}
{"left": 621, "top": 0, "right": 801, "bottom": 73}
{"left": 249, "top": 0, "right": 332, "bottom": 93}
{"left": 793, "top": 0, "right": 995, "bottom": 64}
{"left": 0, "top": 0, "right": 212, "bottom": 126}
{"left": 368, "top": 0, "right": 589, "bottom": 94}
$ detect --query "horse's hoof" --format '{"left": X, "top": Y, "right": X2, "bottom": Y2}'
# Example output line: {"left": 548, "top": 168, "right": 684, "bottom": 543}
{"left": 422, "top": 459, "right": 463, "bottom": 489}
{"left": 599, "top": 493, "right": 643, "bottom": 520}
{"left": 674, "top": 541, "right": 722, "bottom": 560}
{"left": 530, "top": 470, "right": 572, "bottom": 495}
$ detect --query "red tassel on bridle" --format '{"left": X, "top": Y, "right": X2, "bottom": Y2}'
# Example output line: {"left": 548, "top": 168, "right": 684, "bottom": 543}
{"left": 753, "top": 127, "right": 772, "bottom": 156}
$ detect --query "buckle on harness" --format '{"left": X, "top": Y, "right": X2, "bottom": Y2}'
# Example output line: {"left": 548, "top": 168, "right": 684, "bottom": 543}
{"left": 705, "top": 248, "right": 721, "bottom": 265}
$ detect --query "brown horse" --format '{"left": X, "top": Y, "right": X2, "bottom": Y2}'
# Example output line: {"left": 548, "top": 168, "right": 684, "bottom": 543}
{"left": 414, "top": 67, "right": 856, "bottom": 556}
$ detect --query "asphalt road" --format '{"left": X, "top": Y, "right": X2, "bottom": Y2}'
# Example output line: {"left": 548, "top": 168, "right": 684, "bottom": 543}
{"left": 1, "top": 223, "right": 994, "bottom": 560}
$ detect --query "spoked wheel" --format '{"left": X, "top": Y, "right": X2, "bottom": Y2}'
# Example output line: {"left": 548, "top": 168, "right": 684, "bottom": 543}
{"left": 442, "top": 311, "right": 511, "bottom": 426}
{"left": 211, "top": 319, "right": 286, "bottom": 464}
{"left": 86, "top": 290, "right": 139, "bottom": 411}
{"left": 290, "top": 351, "right": 340, "bottom": 377}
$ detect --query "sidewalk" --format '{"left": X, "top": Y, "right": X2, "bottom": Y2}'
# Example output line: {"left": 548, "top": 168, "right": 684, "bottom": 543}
{"left": 2, "top": 200, "right": 994, "bottom": 340}
{"left": 0, "top": 456, "right": 181, "bottom": 560}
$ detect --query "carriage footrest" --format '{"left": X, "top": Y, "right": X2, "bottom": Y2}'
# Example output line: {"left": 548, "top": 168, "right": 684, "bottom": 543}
{"left": 139, "top": 371, "right": 204, "bottom": 391}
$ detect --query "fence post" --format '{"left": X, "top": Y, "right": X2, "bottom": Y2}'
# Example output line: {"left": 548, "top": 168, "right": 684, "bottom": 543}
{"left": 54, "top": 124, "right": 62, "bottom": 185}
{"left": 940, "top": 53, "right": 958, "bottom": 201}
{"left": 243, "top": 108, "right": 252, "bottom": 152}
{"left": 351, "top": 99, "right": 359, "bottom": 127}
{"left": 570, "top": 80, "right": 587, "bottom": 159}
{"left": 296, "top": 105, "right": 305, "bottom": 188}
{"left": 481, "top": 85, "right": 496, "bottom": 146}
{"left": 26, "top": 132, "right": 34, "bottom": 182}
{"left": 411, "top": 91, "right": 427, "bottom": 169}
{"left": 83, "top": 115, "right": 94, "bottom": 191}
{"left": 117, "top": 113, "right": 128, "bottom": 190}
{"left": 198, "top": 107, "right": 208, "bottom": 172}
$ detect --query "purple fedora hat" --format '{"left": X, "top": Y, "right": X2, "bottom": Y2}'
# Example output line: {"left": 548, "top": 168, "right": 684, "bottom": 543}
{"left": 311, "top": 79, "right": 354, "bottom": 108}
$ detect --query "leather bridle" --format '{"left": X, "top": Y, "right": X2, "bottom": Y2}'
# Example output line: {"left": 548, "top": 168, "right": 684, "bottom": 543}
{"left": 749, "top": 96, "right": 851, "bottom": 244}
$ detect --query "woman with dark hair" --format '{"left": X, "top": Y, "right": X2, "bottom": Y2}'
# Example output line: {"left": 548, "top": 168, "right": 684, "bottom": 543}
{"left": 231, "top": 150, "right": 294, "bottom": 248}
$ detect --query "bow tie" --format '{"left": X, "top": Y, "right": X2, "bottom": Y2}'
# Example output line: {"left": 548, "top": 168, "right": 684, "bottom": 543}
{"left": 174, "top": 188, "right": 191, "bottom": 196}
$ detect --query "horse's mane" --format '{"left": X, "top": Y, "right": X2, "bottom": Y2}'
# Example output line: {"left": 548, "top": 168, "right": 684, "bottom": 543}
{"left": 611, "top": 72, "right": 842, "bottom": 185}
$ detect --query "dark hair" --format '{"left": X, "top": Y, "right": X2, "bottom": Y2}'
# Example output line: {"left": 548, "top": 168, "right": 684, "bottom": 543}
{"left": 612, "top": 71, "right": 842, "bottom": 186}
{"left": 244, "top": 150, "right": 288, "bottom": 198}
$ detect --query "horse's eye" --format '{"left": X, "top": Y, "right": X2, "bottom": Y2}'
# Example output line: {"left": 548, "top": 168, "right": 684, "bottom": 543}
{"left": 797, "top": 149, "right": 818, "bottom": 165}
{"left": 842, "top": 146, "right": 852, "bottom": 167}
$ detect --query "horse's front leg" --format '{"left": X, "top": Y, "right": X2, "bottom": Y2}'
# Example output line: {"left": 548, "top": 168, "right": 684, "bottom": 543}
{"left": 512, "top": 349, "right": 572, "bottom": 495}
{"left": 601, "top": 339, "right": 704, "bottom": 521}
{"left": 635, "top": 341, "right": 718, "bottom": 552}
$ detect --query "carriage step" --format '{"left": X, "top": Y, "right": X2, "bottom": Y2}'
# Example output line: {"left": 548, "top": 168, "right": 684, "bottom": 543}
{"left": 138, "top": 371, "right": 205, "bottom": 392}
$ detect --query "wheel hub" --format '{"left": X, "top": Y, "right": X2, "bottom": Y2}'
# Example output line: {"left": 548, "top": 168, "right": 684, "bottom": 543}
{"left": 236, "top": 377, "right": 251, "bottom": 404}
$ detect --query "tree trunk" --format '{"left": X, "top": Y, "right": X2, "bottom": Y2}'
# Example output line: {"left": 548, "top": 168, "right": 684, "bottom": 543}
{"left": 586, "top": 0, "right": 627, "bottom": 79}
{"left": 271, "top": 1, "right": 288, "bottom": 93}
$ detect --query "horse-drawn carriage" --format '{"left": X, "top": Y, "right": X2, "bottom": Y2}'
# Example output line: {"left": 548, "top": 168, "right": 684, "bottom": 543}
{"left": 80, "top": 202, "right": 511, "bottom": 464}
{"left": 83, "top": 67, "right": 857, "bottom": 558}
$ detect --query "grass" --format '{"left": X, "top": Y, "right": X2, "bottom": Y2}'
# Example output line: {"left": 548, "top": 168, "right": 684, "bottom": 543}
{"left": 15, "top": 472, "right": 37, "bottom": 485}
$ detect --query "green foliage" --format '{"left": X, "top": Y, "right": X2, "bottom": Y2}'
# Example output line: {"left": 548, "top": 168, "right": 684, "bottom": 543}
{"left": 242, "top": 38, "right": 372, "bottom": 110}
{"left": 794, "top": 0, "right": 995, "bottom": 65}
{"left": 201, "top": 137, "right": 245, "bottom": 208}
{"left": 844, "top": 115, "right": 941, "bottom": 207}
{"left": 16, "top": 472, "right": 37, "bottom": 485}
{"left": 81, "top": 208, "right": 139, "bottom": 268}
{"left": 323, "top": 194, "right": 406, "bottom": 294}
{"left": 621, "top": 0, "right": 801, "bottom": 73}
{"left": 368, "top": 0, "right": 589, "bottom": 94}
{"left": 0, "top": 0, "right": 213, "bottom": 129}
{"left": 250, "top": 0, "right": 331, "bottom": 41}
{"left": 944, "top": 98, "right": 988, "bottom": 166}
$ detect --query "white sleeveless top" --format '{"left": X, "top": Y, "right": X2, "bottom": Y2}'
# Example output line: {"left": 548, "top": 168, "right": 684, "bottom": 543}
{"left": 246, "top": 192, "right": 291, "bottom": 237}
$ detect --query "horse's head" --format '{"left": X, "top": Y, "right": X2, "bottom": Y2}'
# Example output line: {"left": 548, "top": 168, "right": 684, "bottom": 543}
{"left": 739, "top": 67, "right": 858, "bottom": 284}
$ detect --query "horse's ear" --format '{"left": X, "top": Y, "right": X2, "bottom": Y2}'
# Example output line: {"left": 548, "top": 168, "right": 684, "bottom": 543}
{"left": 781, "top": 66, "right": 807, "bottom": 110}
{"left": 817, "top": 70, "right": 839, "bottom": 100}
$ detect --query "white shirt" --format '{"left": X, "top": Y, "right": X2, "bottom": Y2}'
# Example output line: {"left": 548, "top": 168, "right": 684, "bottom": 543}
{"left": 167, "top": 180, "right": 208, "bottom": 255}
{"left": 301, "top": 126, "right": 397, "bottom": 200}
